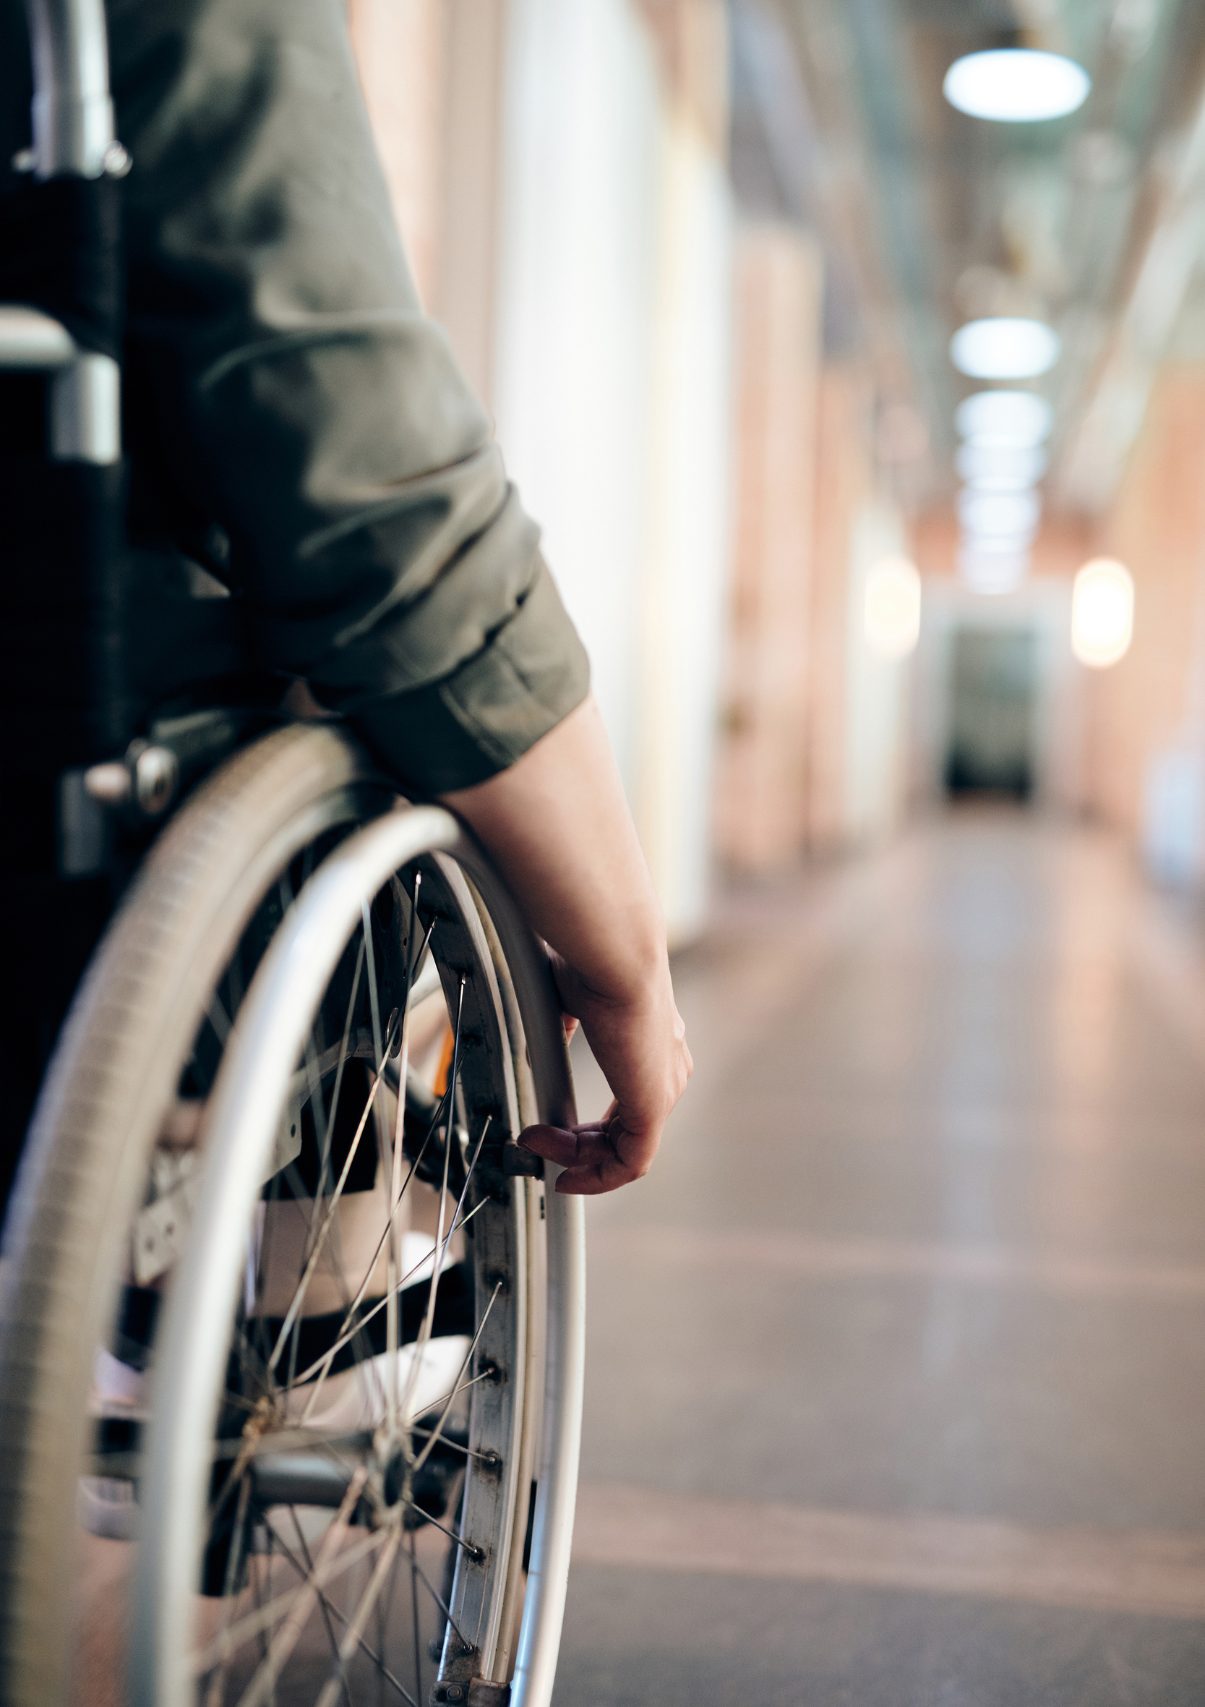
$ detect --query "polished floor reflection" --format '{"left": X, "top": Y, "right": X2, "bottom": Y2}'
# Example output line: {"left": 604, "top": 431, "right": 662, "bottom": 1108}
{"left": 557, "top": 808, "right": 1205, "bottom": 1706}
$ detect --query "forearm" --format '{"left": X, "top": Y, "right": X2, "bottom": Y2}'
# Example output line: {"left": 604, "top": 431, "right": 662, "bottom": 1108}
{"left": 440, "top": 694, "right": 692, "bottom": 1194}
{"left": 440, "top": 695, "right": 665, "bottom": 1002}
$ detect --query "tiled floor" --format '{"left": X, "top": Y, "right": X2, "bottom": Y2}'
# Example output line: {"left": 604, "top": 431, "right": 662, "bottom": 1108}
{"left": 555, "top": 808, "right": 1205, "bottom": 1705}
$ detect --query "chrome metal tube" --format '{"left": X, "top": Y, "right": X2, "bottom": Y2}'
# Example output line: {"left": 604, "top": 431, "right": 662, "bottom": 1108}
{"left": 50, "top": 353, "right": 121, "bottom": 462}
{"left": 0, "top": 305, "right": 76, "bottom": 370}
{"left": 18, "top": 4, "right": 123, "bottom": 458}
{"left": 25, "top": 0, "right": 115, "bottom": 178}
{"left": 251, "top": 1452, "right": 357, "bottom": 1510}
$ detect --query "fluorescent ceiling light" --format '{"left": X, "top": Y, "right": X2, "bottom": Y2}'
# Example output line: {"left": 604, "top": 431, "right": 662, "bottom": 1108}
{"left": 958, "top": 488, "right": 1041, "bottom": 537}
{"left": 1072, "top": 558, "right": 1134, "bottom": 667}
{"left": 962, "top": 533, "right": 1037, "bottom": 564}
{"left": 963, "top": 432, "right": 1048, "bottom": 454}
{"left": 959, "top": 547, "right": 1029, "bottom": 594}
{"left": 956, "top": 390, "right": 1053, "bottom": 444}
{"left": 951, "top": 318, "right": 1061, "bottom": 380}
{"left": 943, "top": 50, "right": 1090, "bottom": 123}
{"left": 955, "top": 389, "right": 1044, "bottom": 436}
{"left": 957, "top": 443, "right": 1048, "bottom": 489}
{"left": 960, "top": 523, "right": 1038, "bottom": 557}
{"left": 864, "top": 556, "right": 922, "bottom": 659}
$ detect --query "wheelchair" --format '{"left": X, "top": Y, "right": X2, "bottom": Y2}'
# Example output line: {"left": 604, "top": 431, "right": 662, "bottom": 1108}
{"left": 0, "top": 6, "right": 585, "bottom": 1705}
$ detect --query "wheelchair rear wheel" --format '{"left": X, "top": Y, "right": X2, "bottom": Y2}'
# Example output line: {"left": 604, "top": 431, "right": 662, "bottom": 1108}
{"left": 0, "top": 724, "right": 584, "bottom": 1707}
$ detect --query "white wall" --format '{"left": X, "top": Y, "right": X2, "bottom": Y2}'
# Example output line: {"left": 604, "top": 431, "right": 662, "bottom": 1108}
{"left": 492, "top": 0, "right": 661, "bottom": 797}
{"left": 843, "top": 502, "right": 912, "bottom": 843}
{"left": 493, "top": 0, "right": 734, "bottom": 939}
{"left": 634, "top": 103, "right": 734, "bottom": 938}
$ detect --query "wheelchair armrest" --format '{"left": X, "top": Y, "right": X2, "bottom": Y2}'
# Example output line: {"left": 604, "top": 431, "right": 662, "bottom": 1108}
{"left": 0, "top": 304, "right": 76, "bottom": 370}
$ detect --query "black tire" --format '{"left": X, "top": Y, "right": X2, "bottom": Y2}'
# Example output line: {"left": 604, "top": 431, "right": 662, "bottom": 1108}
{"left": 0, "top": 723, "right": 585, "bottom": 1707}
{"left": 0, "top": 724, "right": 383, "bottom": 1706}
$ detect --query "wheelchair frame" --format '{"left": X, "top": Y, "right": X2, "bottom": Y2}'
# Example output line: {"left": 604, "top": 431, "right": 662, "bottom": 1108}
{"left": 0, "top": 9, "right": 586, "bottom": 1704}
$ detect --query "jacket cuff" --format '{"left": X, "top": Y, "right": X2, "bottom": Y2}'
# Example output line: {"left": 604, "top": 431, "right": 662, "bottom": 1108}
{"left": 345, "top": 555, "right": 590, "bottom": 795}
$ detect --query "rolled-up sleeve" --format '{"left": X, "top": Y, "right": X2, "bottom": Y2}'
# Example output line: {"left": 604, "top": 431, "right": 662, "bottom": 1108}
{"left": 108, "top": 0, "right": 589, "bottom": 793}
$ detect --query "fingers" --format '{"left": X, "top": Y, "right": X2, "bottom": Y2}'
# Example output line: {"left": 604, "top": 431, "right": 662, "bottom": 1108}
{"left": 553, "top": 1158, "right": 642, "bottom": 1195}
{"left": 517, "top": 1122, "right": 611, "bottom": 1169}
{"left": 518, "top": 1123, "right": 595, "bottom": 1168}
{"left": 518, "top": 1119, "right": 656, "bottom": 1195}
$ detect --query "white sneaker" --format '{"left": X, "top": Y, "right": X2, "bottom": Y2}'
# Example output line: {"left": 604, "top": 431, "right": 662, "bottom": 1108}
{"left": 78, "top": 1475, "right": 140, "bottom": 1542}
{"left": 77, "top": 1333, "right": 470, "bottom": 1541}
{"left": 80, "top": 1346, "right": 146, "bottom": 1540}
{"left": 276, "top": 1333, "right": 470, "bottom": 1433}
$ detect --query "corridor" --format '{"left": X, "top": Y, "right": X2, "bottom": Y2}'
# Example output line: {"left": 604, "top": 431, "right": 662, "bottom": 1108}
{"left": 556, "top": 812, "right": 1205, "bottom": 1706}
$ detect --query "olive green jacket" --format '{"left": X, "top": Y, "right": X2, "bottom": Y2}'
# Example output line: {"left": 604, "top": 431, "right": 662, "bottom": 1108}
{"left": 3, "top": 0, "right": 589, "bottom": 793}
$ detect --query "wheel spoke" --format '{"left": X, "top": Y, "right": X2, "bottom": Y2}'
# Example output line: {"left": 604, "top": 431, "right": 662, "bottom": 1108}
{"left": 266, "top": 1008, "right": 402, "bottom": 1375}
{"left": 396, "top": 1502, "right": 478, "bottom": 1563}
{"left": 388, "top": 891, "right": 435, "bottom": 1436}
{"left": 282, "top": 1512, "right": 380, "bottom": 1707}
{"left": 412, "top": 1282, "right": 501, "bottom": 1476}
{"left": 406, "top": 1364, "right": 496, "bottom": 1424}
{"left": 204, "top": 1473, "right": 255, "bottom": 1707}
{"left": 404, "top": 1421, "right": 489, "bottom": 1465}
{"left": 408, "top": 1529, "right": 422, "bottom": 1707}
{"left": 360, "top": 900, "right": 385, "bottom": 1070}
{"left": 397, "top": 978, "right": 466, "bottom": 1433}
{"left": 313, "top": 1526, "right": 405, "bottom": 1707}
{"left": 312, "top": 934, "right": 366, "bottom": 1217}
{"left": 271, "top": 926, "right": 372, "bottom": 1398}
{"left": 294, "top": 1079, "right": 455, "bottom": 1415}
{"left": 430, "top": 1117, "right": 490, "bottom": 1286}
{"left": 202, "top": 1466, "right": 370, "bottom": 1697}
{"left": 404, "top": 1544, "right": 474, "bottom": 1659}
{"left": 287, "top": 1198, "right": 474, "bottom": 1393}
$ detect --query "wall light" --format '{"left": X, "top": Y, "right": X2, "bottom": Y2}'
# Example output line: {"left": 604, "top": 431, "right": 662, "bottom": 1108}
{"left": 956, "top": 442, "right": 1047, "bottom": 489}
{"left": 951, "top": 318, "right": 1061, "bottom": 380}
{"left": 943, "top": 50, "right": 1091, "bottom": 123}
{"left": 956, "top": 389, "right": 1053, "bottom": 446}
{"left": 865, "top": 556, "right": 922, "bottom": 658}
{"left": 1072, "top": 558, "right": 1134, "bottom": 667}
{"left": 958, "top": 488, "right": 1041, "bottom": 538}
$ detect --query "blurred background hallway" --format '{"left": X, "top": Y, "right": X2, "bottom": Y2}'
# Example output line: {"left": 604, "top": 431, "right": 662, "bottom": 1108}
{"left": 337, "top": 0, "right": 1205, "bottom": 1696}
{"left": 562, "top": 809, "right": 1205, "bottom": 1704}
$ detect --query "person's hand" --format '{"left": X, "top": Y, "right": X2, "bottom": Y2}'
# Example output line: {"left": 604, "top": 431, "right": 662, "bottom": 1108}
{"left": 440, "top": 697, "right": 690, "bottom": 1195}
{"left": 518, "top": 953, "right": 692, "bottom": 1194}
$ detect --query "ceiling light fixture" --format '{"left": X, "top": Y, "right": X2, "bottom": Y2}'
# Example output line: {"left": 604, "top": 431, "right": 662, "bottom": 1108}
{"left": 958, "top": 488, "right": 1042, "bottom": 538}
{"left": 961, "top": 536, "right": 1037, "bottom": 570}
{"left": 957, "top": 443, "right": 1048, "bottom": 489}
{"left": 951, "top": 318, "right": 1061, "bottom": 380}
{"left": 957, "top": 390, "right": 1053, "bottom": 447}
{"left": 959, "top": 547, "right": 1030, "bottom": 594}
{"left": 943, "top": 49, "right": 1091, "bottom": 123}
